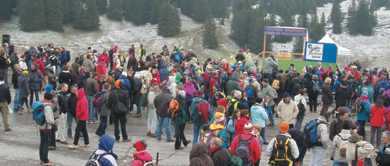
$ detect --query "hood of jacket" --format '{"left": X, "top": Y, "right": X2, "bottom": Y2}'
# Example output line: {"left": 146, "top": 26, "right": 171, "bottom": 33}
{"left": 190, "top": 142, "right": 208, "bottom": 160}
{"left": 77, "top": 89, "right": 85, "bottom": 99}
{"left": 360, "top": 95, "right": 370, "bottom": 103}
{"left": 175, "top": 73, "right": 182, "bottom": 83}
{"left": 0, "top": 81, "right": 4, "bottom": 86}
{"left": 161, "top": 63, "right": 167, "bottom": 69}
{"left": 210, "top": 112, "right": 226, "bottom": 130}
{"left": 278, "top": 132, "right": 292, "bottom": 138}
{"left": 160, "top": 88, "right": 171, "bottom": 94}
{"left": 193, "top": 97, "right": 204, "bottom": 103}
{"left": 101, "top": 88, "right": 109, "bottom": 93}
{"left": 98, "top": 134, "right": 116, "bottom": 157}
{"left": 292, "top": 77, "right": 301, "bottom": 83}
{"left": 153, "top": 72, "right": 160, "bottom": 78}
{"left": 133, "top": 151, "right": 153, "bottom": 162}
{"left": 317, "top": 115, "right": 328, "bottom": 123}
{"left": 168, "top": 76, "right": 175, "bottom": 85}
{"left": 231, "top": 75, "right": 239, "bottom": 81}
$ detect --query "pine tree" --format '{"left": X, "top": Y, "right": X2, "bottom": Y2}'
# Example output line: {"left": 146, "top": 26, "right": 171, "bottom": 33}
{"left": 356, "top": 0, "right": 373, "bottom": 35}
{"left": 347, "top": 0, "right": 358, "bottom": 35}
{"left": 297, "top": 6, "right": 308, "bottom": 28}
{"left": 180, "top": 0, "right": 193, "bottom": 16}
{"left": 19, "top": 0, "right": 46, "bottom": 32}
{"left": 248, "top": 18, "right": 270, "bottom": 54}
{"left": 321, "top": 12, "right": 326, "bottom": 26}
{"left": 230, "top": 9, "right": 250, "bottom": 46}
{"left": 74, "top": 0, "right": 100, "bottom": 31}
{"left": 331, "top": 0, "right": 343, "bottom": 34}
{"left": 0, "top": 0, "right": 13, "bottom": 20}
{"left": 269, "top": 10, "right": 277, "bottom": 26}
{"left": 274, "top": 7, "right": 294, "bottom": 43}
{"left": 203, "top": 16, "right": 218, "bottom": 49}
{"left": 124, "top": 0, "right": 147, "bottom": 25}
{"left": 234, "top": 0, "right": 248, "bottom": 13}
{"left": 209, "top": 0, "right": 229, "bottom": 18}
{"left": 107, "top": 0, "right": 122, "bottom": 21}
{"left": 44, "top": 0, "right": 64, "bottom": 32}
{"left": 62, "top": 0, "right": 75, "bottom": 24}
{"left": 72, "top": 0, "right": 85, "bottom": 30}
{"left": 158, "top": 0, "right": 181, "bottom": 37}
{"left": 192, "top": 0, "right": 211, "bottom": 22}
{"left": 96, "top": 0, "right": 107, "bottom": 14}
{"left": 308, "top": 12, "right": 325, "bottom": 42}
{"left": 317, "top": 0, "right": 324, "bottom": 7}
{"left": 149, "top": 0, "right": 160, "bottom": 24}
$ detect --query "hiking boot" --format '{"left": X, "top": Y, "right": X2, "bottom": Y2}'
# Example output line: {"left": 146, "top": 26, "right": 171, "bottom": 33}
{"left": 49, "top": 146, "right": 56, "bottom": 150}
{"left": 150, "top": 133, "right": 157, "bottom": 137}
{"left": 133, "top": 113, "right": 142, "bottom": 118}
{"left": 123, "top": 139, "right": 131, "bottom": 142}
{"left": 129, "top": 111, "right": 133, "bottom": 114}
{"left": 147, "top": 132, "right": 151, "bottom": 136}
{"left": 18, "top": 111, "right": 23, "bottom": 115}
{"left": 185, "top": 140, "right": 192, "bottom": 147}
{"left": 68, "top": 144, "right": 78, "bottom": 149}
{"left": 5, "top": 128, "right": 12, "bottom": 132}
{"left": 115, "top": 140, "right": 120, "bottom": 143}
{"left": 80, "top": 144, "right": 90, "bottom": 148}
{"left": 60, "top": 141, "right": 68, "bottom": 145}
{"left": 157, "top": 138, "right": 161, "bottom": 141}
{"left": 55, "top": 139, "right": 61, "bottom": 142}
{"left": 166, "top": 139, "right": 175, "bottom": 142}
{"left": 42, "top": 162, "right": 54, "bottom": 166}
{"left": 267, "top": 123, "right": 274, "bottom": 127}
{"left": 263, "top": 141, "right": 269, "bottom": 145}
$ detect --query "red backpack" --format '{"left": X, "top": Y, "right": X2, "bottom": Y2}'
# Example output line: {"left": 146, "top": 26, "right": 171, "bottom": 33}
{"left": 197, "top": 102, "right": 210, "bottom": 124}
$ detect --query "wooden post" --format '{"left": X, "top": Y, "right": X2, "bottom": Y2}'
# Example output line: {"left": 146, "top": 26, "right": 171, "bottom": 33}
{"left": 302, "top": 37, "right": 306, "bottom": 61}
{"left": 262, "top": 35, "right": 267, "bottom": 64}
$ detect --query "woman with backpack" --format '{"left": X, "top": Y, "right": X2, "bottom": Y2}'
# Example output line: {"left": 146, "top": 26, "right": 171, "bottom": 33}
{"left": 355, "top": 91, "right": 371, "bottom": 139}
{"left": 370, "top": 99, "right": 387, "bottom": 148}
{"left": 294, "top": 89, "right": 307, "bottom": 130}
{"left": 307, "top": 75, "right": 319, "bottom": 113}
{"left": 95, "top": 83, "right": 111, "bottom": 136}
{"left": 329, "top": 121, "right": 352, "bottom": 166}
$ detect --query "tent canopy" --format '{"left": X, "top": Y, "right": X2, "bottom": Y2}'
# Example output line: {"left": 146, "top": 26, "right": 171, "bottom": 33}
{"left": 318, "top": 34, "right": 351, "bottom": 56}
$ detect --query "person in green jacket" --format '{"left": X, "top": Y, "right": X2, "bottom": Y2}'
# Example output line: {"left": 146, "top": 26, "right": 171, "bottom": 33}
{"left": 226, "top": 75, "right": 241, "bottom": 96}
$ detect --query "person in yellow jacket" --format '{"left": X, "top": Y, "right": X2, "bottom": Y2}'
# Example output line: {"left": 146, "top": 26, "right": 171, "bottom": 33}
{"left": 246, "top": 49, "right": 252, "bottom": 61}
{"left": 230, "top": 52, "right": 236, "bottom": 65}
{"left": 138, "top": 44, "right": 146, "bottom": 59}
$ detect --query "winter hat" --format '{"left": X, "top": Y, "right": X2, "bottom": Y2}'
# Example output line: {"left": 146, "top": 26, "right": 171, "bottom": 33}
{"left": 212, "top": 71, "right": 218, "bottom": 75}
{"left": 342, "top": 121, "right": 350, "bottom": 130}
{"left": 101, "top": 57, "right": 105, "bottom": 61}
{"left": 362, "top": 91, "right": 368, "bottom": 97}
{"left": 45, "top": 84, "right": 53, "bottom": 92}
{"left": 214, "top": 112, "right": 226, "bottom": 125}
{"left": 283, "top": 93, "right": 291, "bottom": 99}
{"left": 178, "top": 90, "right": 186, "bottom": 98}
{"left": 249, "top": 79, "right": 254, "bottom": 84}
{"left": 234, "top": 91, "right": 242, "bottom": 98}
{"left": 134, "top": 140, "right": 146, "bottom": 152}
{"left": 134, "top": 74, "right": 140, "bottom": 79}
{"left": 22, "top": 71, "right": 29, "bottom": 76}
{"left": 237, "top": 102, "right": 249, "bottom": 110}
{"left": 196, "top": 90, "right": 203, "bottom": 97}
{"left": 213, "top": 83, "right": 220, "bottom": 89}
{"left": 21, "top": 54, "right": 25, "bottom": 59}
{"left": 121, "top": 71, "right": 127, "bottom": 77}
{"left": 44, "top": 92, "right": 53, "bottom": 100}
{"left": 280, "top": 121, "right": 289, "bottom": 133}
{"left": 218, "top": 98, "right": 228, "bottom": 109}
{"left": 243, "top": 72, "right": 248, "bottom": 76}
{"left": 0, "top": 75, "right": 4, "bottom": 81}
{"left": 244, "top": 123, "right": 253, "bottom": 132}
{"left": 262, "top": 79, "right": 269, "bottom": 83}
{"left": 255, "top": 97, "right": 263, "bottom": 104}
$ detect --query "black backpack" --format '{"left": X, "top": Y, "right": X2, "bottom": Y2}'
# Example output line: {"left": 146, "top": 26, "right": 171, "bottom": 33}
{"left": 297, "top": 99, "right": 306, "bottom": 116}
{"left": 269, "top": 134, "right": 293, "bottom": 166}
{"left": 380, "top": 95, "right": 390, "bottom": 107}
{"left": 291, "top": 82, "right": 301, "bottom": 95}
{"left": 354, "top": 97, "right": 365, "bottom": 114}
{"left": 235, "top": 135, "right": 255, "bottom": 165}
{"left": 85, "top": 151, "right": 109, "bottom": 166}
{"left": 66, "top": 51, "right": 71, "bottom": 62}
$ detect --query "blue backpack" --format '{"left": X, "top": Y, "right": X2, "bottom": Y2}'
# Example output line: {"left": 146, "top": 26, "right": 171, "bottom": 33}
{"left": 175, "top": 53, "right": 180, "bottom": 62}
{"left": 199, "top": 74, "right": 205, "bottom": 85}
{"left": 32, "top": 101, "right": 50, "bottom": 125}
{"left": 92, "top": 92, "right": 104, "bottom": 110}
{"left": 302, "top": 119, "right": 327, "bottom": 148}
{"left": 246, "top": 86, "right": 255, "bottom": 98}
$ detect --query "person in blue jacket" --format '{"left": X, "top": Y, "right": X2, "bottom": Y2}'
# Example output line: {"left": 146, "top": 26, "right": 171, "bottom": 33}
{"left": 376, "top": 75, "right": 389, "bottom": 96}
{"left": 355, "top": 90, "right": 371, "bottom": 139}
{"left": 88, "top": 134, "right": 118, "bottom": 166}
{"left": 59, "top": 47, "right": 68, "bottom": 69}
{"left": 118, "top": 72, "right": 131, "bottom": 91}
{"left": 159, "top": 63, "right": 169, "bottom": 82}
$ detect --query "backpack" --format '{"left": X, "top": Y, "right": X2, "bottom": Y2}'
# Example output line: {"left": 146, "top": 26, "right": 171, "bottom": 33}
{"left": 49, "top": 53, "right": 58, "bottom": 66}
{"left": 174, "top": 54, "right": 180, "bottom": 62}
{"left": 85, "top": 151, "right": 109, "bottom": 166}
{"left": 192, "top": 101, "right": 210, "bottom": 124}
{"left": 303, "top": 72, "right": 312, "bottom": 86}
{"left": 134, "top": 159, "right": 155, "bottom": 166}
{"left": 227, "top": 100, "right": 239, "bottom": 117}
{"left": 354, "top": 97, "right": 365, "bottom": 114}
{"left": 199, "top": 74, "right": 205, "bottom": 85}
{"left": 380, "top": 95, "right": 390, "bottom": 107}
{"left": 140, "top": 72, "right": 150, "bottom": 88}
{"left": 66, "top": 51, "right": 71, "bottom": 62}
{"left": 92, "top": 92, "right": 104, "bottom": 110}
{"left": 140, "top": 89, "right": 150, "bottom": 107}
{"left": 269, "top": 134, "right": 293, "bottom": 166}
{"left": 32, "top": 101, "right": 50, "bottom": 125}
{"left": 297, "top": 99, "right": 306, "bottom": 116}
{"left": 302, "top": 119, "right": 327, "bottom": 148}
{"left": 200, "top": 129, "right": 216, "bottom": 152}
{"left": 235, "top": 135, "right": 255, "bottom": 165}
{"left": 313, "top": 81, "right": 320, "bottom": 93}
{"left": 271, "top": 79, "right": 280, "bottom": 90}
{"left": 218, "top": 72, "right": 228, "bottom": 85}
{"left": 168, "top": 99, "right": 180, "bottom": 119}
{"left": 246, "top": 86, "right": 255, "bottom": 99}
{"left": 291, "top": 82, "right": 302, "bottom": 95}
{"left": 337, "top": 134, "right": 350, "bottom": 157}
{"left": 224, "top": 148, "right": 242, "bottom": 166}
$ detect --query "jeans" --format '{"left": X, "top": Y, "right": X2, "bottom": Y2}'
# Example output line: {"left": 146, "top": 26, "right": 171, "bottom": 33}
{"left": 265, "top": 106, "right": 274, "bottom": 124}
{"left": 147, "top": 108, "right": 157, "bottom": 133}
{"left": 29, "top": 90, "right": 39, "bottom": 106}
{"left": 14, "top": 89, "right": 21, "bottom": 109}
{"left": 157, "top": 116, "right": 172, "bottom": 140}
{"left": 39, "top": 129, "right": 52, "bottom": 164}
{"left": 95, "top": 116, "right": 108, "bottom": 136}
{"left": 296, "top": 147, "right": 307, "bottom": 163}
{"left": 136, "top": 104, "right": 141, "bottom": 114}
{"left": 358, "top": 120, "right": 366, "bottom": 137}
{"left": 193, "top": 125, "right": 201, "bottom": 145}
{"left": 370, "top": 126, "right": 382, "bottom": 147}
{"left": 175, "top": 123, "right": 189, "bottom": 149}
{"left": 73, "top": 120, "right": 89, "bottom": 145}
{"left": 309, "top": 97, "right": 317, "bottom": 112}
{"left": 309, "top": 147, "right": 326, "bottom": 166}
{"left": 86, "top": 95, "right": 96, "bottom": 122}
{"left": 260, "top": 127, "right": 266, "bottom": 142}
{"left": 112, "top": 114, "right": 128, "bottom": 140}
{"left": 55, "top": 65, "right": 61, "bottom": 75}
{"left": 295, "top": 114, "right": 304, "bottom": 130}
{"left": 55, "top": 113, "right": 67, "bottom": 142}
{"left": 67, "top": 113, "right": 83, "bottom": 138}
{"left": 333, "top": 160, "right": 349, "bottom": 166}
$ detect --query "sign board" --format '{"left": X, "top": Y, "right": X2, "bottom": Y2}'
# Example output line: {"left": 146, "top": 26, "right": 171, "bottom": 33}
{"left": 277, "top": 53, "right": 291, "bottom": 60}
{"left": 304, "top": 42, "right": 338, "bottom": 63}
{"left": 264, "top": 26, "right": 307, "bottom": 37}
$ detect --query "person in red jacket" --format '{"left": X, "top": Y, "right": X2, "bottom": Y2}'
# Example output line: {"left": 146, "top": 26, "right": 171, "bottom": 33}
{"left": 98, "top": 50, "right": 109, "bottom": 66}
{"left": 31, "top": 54, "right": 45, "bottom": 74}
{"left": 235, "top": 109, "right": 252, "bottom": 135}
{"left": 96, "top": 57, "right": 107, "bottom": 76}
{"left": 69, "top": 89, "right": 90, "bottom": 149}
{"left": 151, "top": 68, "right": 161, "bottom": 85}
{"left": 370, "top": 99, "right": 387, "bottom": 147}
{"left": 131, "top": 140, "right": 153, "bottom": 166}
{"left": 209, "top": 71, "right": 218, "bottom": 97}
{"left": 231, "top": 122, "right": 261, "bottom": 164}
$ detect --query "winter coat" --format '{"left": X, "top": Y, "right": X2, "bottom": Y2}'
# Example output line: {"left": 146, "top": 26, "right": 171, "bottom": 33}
{"left": 210, "top": 147, "right": 231, "bottom": 166}
{"left": 131, "top": 151, "right": 153, "bottom": 166}
{"left": 266, "top": 132, "right": 299, "bottom": 160}
{"left": 168, "top": 76, "right": 177, "bottom": 97}
{"left": 17, "top": 74, "right": 29, "bottom": 98}
{"left": 19, "top": 59, "right": 28, "bottom": 71}
{"left": 261, "top": 84, "right": 277, "bottom": 106}
{"left": 89, "top": 135, "right": 118, "bottom": 166}
{"left": 183, "top": 81, "right": 196, "bottom": 102}
{"left": 287, "top": 128, "right": 305, "bottom": 149}
{"left": 356, "top": 95, "right": 371, "bottom": 121}
{"left": 68, "top": 92, "right": 78, "bottom": 117}
{"left": 82, "top": 59, "right": 94, "bottom": 72}
{"left": 85, "top": 77, "right": 98, "bottom": 96}
{"left": 210, "top": 76, "right": 218, "bottom": 97}
{"left": 227, "top": 119, "right": 237, "bottom": 141}
{"left": 358, "top": 85, "right": 374, "bottom": 103}
{"left": 244, "top": 59, "right": 256, "bottom": 71}
{"left": 322, "top": 83, "right": 333, "bottom": 104}
{"left": 330, "top": 129, "right": 351, "bottom": 162}
{"left": 191, "top": 97, "right": 208, "bottom": 127}
{"left": 151, "top": 73, "right": 161, "bottom": 85}
{"left": 263, "top": 57, "right": 278, "bottom": 74}
{"left": 0, "top": 81, "right": 11, "bottom": 104}
{"left": 235, "top": 117, "right": 251, "bottom": 135}
{"left": 288, "top": 77, "right": 302, "bottom": 96}
{"left": 190, "top": 142, "right": 214, "bottom": 166}
{"left": 96, "top": 60, "right": 107, "bottom": 76}
{"left": 226, "top": 75, "right": 242, "bottom": 96}
{"left": 158, "top": 63, "right": 170, "bottom": 82}
{"left": 329, "top": 117, "right": 358, "bottom": 141}
{"left": 118, "top": 75, "right": 131, "bottom": 91}
{"left": 231, "top": 132, "right": 262, "bottom": 163}
{"left": 57, "top": 91, "right": 69, "bottom": 114}
{"left": 172, "top": 95, "right": 190, "bottom": 125}
{"left": 30, "top": 59, "right": 45, "bottom": 74}
{"left": 76, "top": 89, "right": 88, "bottom": 121}
{"left": 154, "top": 89, "right": 174, "bottom": 117}
{"left": 346, "top": 141, "right": 374, "bottom": 163}
{"left": 276, "top": 100, "right": 299, "bottom": 124}
{"left": 147, "top": 87, "right": 158, "bottom": 109}
{"left": 132, "top": 79, "right": 142, "bottom": 105}
{"left": 58, "top": 71, "right": 73, "bottom": 88}
{"left": 77, "top": 71, "right": 89, "bottom": 89}
{"left": 294, "top": 94, "right": 307, "bottom": 109}
{"left": 315, "top": 116, "right": 330, "bottom": 149}
{"left": 127, "top": 57, "right": 137, "bottom": 70}
{"left": 377, "top": 80, "right": 389, "bottom": 95}
{"left": 250, "top": 104, "right": 268, "bottom": 128}
{"left": 28, "top": 68, "right": 43, "bottom": 90}
{"left": 108, "top": 81, "right": 129, "bottom": 115}
{"left": 335, "top": 84, "right": 349, "bottom": 106}
{"left": 370, "top": 105, "right": 387, "bottom": 127}
{"left": 39, "top": 101, "right": 55, "bottom": 130}
{"left": 98, "top": 89, "right": 111, "bottom": 117}
{"left": 307, "top": 80, "right": 319, "bottom": 98}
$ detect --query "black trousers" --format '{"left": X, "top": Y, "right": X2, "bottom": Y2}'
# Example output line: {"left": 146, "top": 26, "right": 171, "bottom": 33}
{"left": 50, "top": 126, "right": 56, "bottom": 147}
{"left": 113, "top": 114, "right": 128, "bottom": 140}
{"left": 309, "top": 97, "right": 318, "bottom": 112}
{"left": 175, "top": 123, "right": 188, "bottom": 149}
{"left": 109, "top": 56, "right": 113, "bottom": 70}
{"left": 73, "top": 120, "right": 89, "bottom": 145}
{"left": 39, "top": 129, "right": 51, "bottom": 164}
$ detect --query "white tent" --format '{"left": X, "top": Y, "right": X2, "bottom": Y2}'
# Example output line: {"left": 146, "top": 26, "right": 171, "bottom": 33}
{"left": 318, "top": 34, "right": 351, "bottom": 56}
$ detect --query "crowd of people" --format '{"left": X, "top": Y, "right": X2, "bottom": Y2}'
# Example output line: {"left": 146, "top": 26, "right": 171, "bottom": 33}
{"left": 0, "top": 42, "right": 389, "bottom": 166}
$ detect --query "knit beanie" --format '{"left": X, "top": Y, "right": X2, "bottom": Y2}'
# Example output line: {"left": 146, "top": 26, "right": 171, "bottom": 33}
{"left": 213, "top": 83, "right": 220, "bottom": 89}
{"left": 23, "top": 71, "right": 29, "bottom": 76}
{"left": 45, "top": 84, "right": 53, "bottom": 92}
{"left": 362, "top": 90, "right": 368, "bottom": 97}
{"left": 280, "top": 121, "right": 289, "bottom": 133}
{"left": 255, "top": 97, "right": 263, "bottom": 104}
{"left": 283, "top": 93, "right": 291, "bottom": 99}
{"left": 196, "top": 90, "right": 203, "bottom": 97}
{"left": 178, "top": 90, "right": 186, "bottom": 98}
{"left": 44, "top": 92, "right": 53, "bottom": 100}
{"left": 244, "top": 123, "right": 253, "bottom": 132}
{"left": 234, "top": 91, "right": 242, "bottom": 98}
{"left": 342, "top": 121, "right": 351, "bottom": 130}
{"left": 134, "top": 141, "right": 146, "bottom": 152}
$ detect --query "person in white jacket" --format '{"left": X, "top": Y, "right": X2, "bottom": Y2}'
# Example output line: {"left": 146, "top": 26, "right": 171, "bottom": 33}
{"left": 146, "top": 83, "right": 160, "bottom": 137}
{"left": 346, "top": 134, "right": 374, "bottom": 164}
{"left": 294, "top": 89, "right": 307, "bottom": 130}
{"left": 168, "top": 75, "right": 177, "bottom": 97}
{"left": 309, "top": 112, "right": 331, "bottom": 166}
{"left": 330, "top": 121, "right": 352, "bottom": 166}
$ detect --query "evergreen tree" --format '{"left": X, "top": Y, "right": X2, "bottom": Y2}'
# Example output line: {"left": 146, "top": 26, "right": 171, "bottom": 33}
{"left": 321, "top": 12, "right": 326, "bottom": 26}
{"left": 347, "top": 0, "right": 358, "bottom": 35}
{"left": 158, "top": 0, "right": 181, "bottom": 37}
{"left": 62, "top": 0, "right": 75, "bottom": 24}
{"left": 297, "top": 6, "right": 308, "bottom": 28}
{"left": 234, "top": 0, "right": 248, "bottom": 13}
{"left": 124, "top": 0, "right": 147, "bottom": 25}
{"left": 331, "top": 0, "right": 343, "bottom": 34}
{"left": 274, "top": 7, "right": 293, "bottom": 43}
{"left": 0, "top": 0, "right": 13, "bottom": 20}
{"left": 248, "top": 18, "right": 271, "bottom": 54}
{"left": 203, "top": 16, "right": 218, "bottom": 49}
{"left": 220, "top": 18, "right": 225, "bottom": 25}
{"left": 96, "top": 0, "right": 107, "bottom": 14}
{"left": 192, "top": 0, "right": 211, "bottom": 22}
{"left": 180, "top": 0, "right": 193, "bottom": 16}
{"left": 269, "top": 10, "right": 277, "bottom": 26}
{"left": 149, "top": 0, "right": 160, "bottom": 24}
{"left": 84, "top": 0, "right": 100, "bottom": 30}
{"left": 230, "top": 9, "right": 250, "bottom": 46}
{"left": 317, "top": 0, "right": 324, "bottom": 7}
{"left": 19, "top": 0, "right": 46, "bottom": 31}
{"left": 308, "top": 12, "right": 325, "bottom": 42}
{"left": 72, "top": 0, "right": 85, "bottom": 30}
{"left": 209, "top": 0, "right": 229, "bottom": 18}
{"left": 107, "top": 0, "right": 123, "bottom": 21}
{"left": 356, "top": 0, "right": 373, "bottom": 35}
{"left": 45, "top": 0, "right": 64, "bottom": 32}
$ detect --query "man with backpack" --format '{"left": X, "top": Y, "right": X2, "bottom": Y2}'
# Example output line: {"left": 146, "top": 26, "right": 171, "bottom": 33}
{"left": 209, "top": 137, "right": 232, "bottom": 166}
{"left": 329, "top": 108, "right": 358, "bottom": 141}
{"left": 38, "top": 92, "right": 56, "bottom": 166}
{"left": 154, "top": 85, "right": 175, "bottom": 142}
{"left": 308, "top": 112, "right": 331, "bottom": 166}
{"left": 329, "top": 121, "right": 352, "bottom": 166}
{"left": 85, "top": 72, "right": 99, "bottom": 123}
{"left": 191, "top": 90, "right": 209, "bottom": 145}
{"left": 261, "top": 79, "right": 277, "bottom": 120}
{"left": 245, "top": 79, "right": 259, "bottom": 109}
{"left": 267, "top": 121, "right": 299, "bottom": 166}
{"left": 56, "top": 83, "right": 69, "bottom": 144}
{"left": 87, "top": 134, "right": 118, "bottom": 166}
{"left": 231, "top": 123, "right": 261, "bottom": 165}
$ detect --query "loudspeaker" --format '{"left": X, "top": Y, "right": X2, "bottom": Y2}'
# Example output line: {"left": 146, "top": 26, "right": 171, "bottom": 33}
{"left": 2, "top": 34, "right": 10, "bottom": 45}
